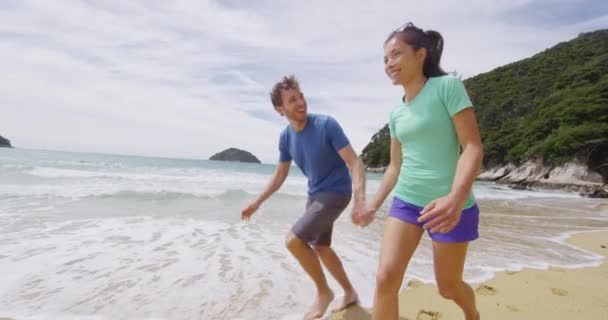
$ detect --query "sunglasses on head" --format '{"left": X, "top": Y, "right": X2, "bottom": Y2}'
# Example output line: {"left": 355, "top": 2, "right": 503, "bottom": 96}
{"left": 395, "top": 22, "right": 417, "bottom": 32}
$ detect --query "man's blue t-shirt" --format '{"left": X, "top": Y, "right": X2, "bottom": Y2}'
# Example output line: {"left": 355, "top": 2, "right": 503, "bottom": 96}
{"left": 279, "top": 114, "right": 352, "bottom": 196}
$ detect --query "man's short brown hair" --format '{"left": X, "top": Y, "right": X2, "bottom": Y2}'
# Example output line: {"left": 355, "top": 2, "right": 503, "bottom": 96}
{"left": 270, "top": 75, "right": 300, "bottom": 107}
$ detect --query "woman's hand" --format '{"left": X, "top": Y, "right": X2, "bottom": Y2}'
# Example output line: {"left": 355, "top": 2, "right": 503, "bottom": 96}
{"left": 417, "top": 193, "right": 467, "bottom": 233}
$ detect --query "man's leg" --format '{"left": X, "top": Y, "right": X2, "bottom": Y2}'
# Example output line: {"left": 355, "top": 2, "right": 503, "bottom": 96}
{"left": 286, "top": 232, "right": 334, "bottom": 320}
{"left": 289, "top": 192, "right": 353, "bottom": 318}
{"left": 310, "top": 193, "right": 357, "bottom": 311}
{"left": 313, "top": 245, "right": 358, "bottom": 311}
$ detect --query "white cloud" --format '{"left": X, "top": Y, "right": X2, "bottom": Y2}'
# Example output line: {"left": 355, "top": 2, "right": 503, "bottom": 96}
{"left": 0, "top": 0, "right": 605, "bottom": 162}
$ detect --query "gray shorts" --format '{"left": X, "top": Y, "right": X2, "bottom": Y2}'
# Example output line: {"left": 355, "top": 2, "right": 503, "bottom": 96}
{"left": 291, "top": 192, "right": 351, "bottom": 246}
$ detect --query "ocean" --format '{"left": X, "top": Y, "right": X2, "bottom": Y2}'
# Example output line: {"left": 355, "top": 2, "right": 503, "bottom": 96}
{"left": 1, "top": 148, "right": 607, "bottom": 320}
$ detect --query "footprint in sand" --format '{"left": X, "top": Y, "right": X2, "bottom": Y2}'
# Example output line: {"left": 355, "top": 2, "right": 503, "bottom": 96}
{"left": 551, "top": 288, "right": 568, "bottom": 296}
{"left": 416, "top": 309, "right": 442, "bottom": 320}
{"left": 475, "top": 284, "right": 497, "bottom": 296}
{"left": 507, "top": 305, "right": 520, "bottom": 312}
{"left": 408, "top": 279, "right": 424, "bottom": 288}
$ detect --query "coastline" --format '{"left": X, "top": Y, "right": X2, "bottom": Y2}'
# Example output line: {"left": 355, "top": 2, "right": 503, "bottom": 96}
{"left": 365, "top": 161, "right": 607, "bottom": 198}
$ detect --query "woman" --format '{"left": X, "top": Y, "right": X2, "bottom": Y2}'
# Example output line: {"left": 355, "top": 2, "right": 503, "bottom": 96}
{"left": 355, "top": 23, "right": 484, "bottom": 320}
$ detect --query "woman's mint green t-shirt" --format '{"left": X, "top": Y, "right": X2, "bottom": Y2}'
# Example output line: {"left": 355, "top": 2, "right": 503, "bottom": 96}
{"left": 389, "top": 75, "right": 476, "bottom": 208}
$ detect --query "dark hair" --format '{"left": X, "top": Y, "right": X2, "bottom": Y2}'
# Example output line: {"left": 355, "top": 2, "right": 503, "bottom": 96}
{"left": 270, "top": 75, "right": 300, "bottom": 107}
{"left": 385, "top": 22, "right": 446, "bottom": 78}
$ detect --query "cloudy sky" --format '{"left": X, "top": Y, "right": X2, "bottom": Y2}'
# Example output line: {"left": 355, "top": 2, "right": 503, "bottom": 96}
{"left": 1, "top": 0, "right": 606, "bottom": 163}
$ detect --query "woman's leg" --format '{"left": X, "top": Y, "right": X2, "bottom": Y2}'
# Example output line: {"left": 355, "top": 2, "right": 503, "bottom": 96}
{"left": 432, "top": 241, "right": 479, "bottom": 320}
{"left": 372, "top": 217, "right": 424, "bottom": 320}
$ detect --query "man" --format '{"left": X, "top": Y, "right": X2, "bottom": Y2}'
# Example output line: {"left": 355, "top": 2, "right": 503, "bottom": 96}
{"left": 241, "top": 75, "right": 366, "bottom": 319}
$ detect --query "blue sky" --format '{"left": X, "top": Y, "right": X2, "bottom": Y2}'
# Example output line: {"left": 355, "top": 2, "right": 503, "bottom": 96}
{"left": 1, "top": 0, "right": 606, "bottom": 163}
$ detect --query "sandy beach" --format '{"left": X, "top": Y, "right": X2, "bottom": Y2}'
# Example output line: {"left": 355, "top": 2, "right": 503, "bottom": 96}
{"left": 330, "top": 230, "right": 608, "bottom": 320}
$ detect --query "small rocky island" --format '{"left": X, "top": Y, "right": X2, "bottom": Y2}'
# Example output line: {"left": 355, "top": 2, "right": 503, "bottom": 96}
{"left": 209, "top": 148, "right": 261, "bottom": 164}
{"left": 0, "top": 135, "right": 13, "bottom": 148}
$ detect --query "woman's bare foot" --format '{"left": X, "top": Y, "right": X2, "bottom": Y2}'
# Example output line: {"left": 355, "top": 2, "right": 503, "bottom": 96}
{"left": 304, "top": 290, "right": 335, "bottom": 320}
{"left": 331, "top": 289, "right": 359, "bottom": 312}
{"left": 465, "top": 310, "right": 480, "bottom": 320}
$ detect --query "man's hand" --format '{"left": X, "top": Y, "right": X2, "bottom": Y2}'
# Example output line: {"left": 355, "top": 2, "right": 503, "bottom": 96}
{"left": 241, "top": 201, "right": 260, "bottom": 220}
{"left": 351, "top": 198, "right": 366, "bottom": 224}
{"left": 353, "top": 205, "right": 375, "bottom": 227}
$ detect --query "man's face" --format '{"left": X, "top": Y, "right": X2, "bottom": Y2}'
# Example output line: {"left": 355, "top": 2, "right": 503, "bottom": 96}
{"left": 276, "top": 87, "right": 307, "bottom": 122}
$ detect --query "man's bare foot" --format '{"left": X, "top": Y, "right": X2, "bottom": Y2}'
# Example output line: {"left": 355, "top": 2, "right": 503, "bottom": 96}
{"left": 331, "top": 289, "right": 359, "bottom": 312}
{"left": 303, "top": 290, "right": 335, "bottom": 320}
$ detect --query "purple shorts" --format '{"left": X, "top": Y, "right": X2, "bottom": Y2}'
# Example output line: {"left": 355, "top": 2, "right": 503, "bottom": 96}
{"left": 388, "top": 197, "right": 479, "bottom": 243}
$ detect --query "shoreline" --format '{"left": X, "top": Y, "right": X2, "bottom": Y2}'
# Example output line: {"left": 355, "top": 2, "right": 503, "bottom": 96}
{"left": 480, "top": 178, "right": 607, "bottom": 198}
{"left": 364, "top": 163, "right": 607, "bottom": 198}
{"left": 330, "top": 229, "right": 608, "bottom": 319}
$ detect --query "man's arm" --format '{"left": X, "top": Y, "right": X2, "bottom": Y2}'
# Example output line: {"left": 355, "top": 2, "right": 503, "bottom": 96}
{"left": 256, "top": 161, "right": 291, "bottom": 204}
{"left": 241, "top": 161, "right": 291, "bottom": 220}
{"left": 338, "top": 144, "right": 366, "bottom": 210}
